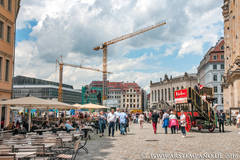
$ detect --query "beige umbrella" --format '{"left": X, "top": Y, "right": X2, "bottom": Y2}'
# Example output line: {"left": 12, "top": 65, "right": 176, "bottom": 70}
{"left": 0, "top": 96, "right": 74, "bottom": 131}
{"left": 73, "top": 103, "right": 84, "bottom": 108}
{"left": 81, "top": 103, "right": 109, "bottom": 109}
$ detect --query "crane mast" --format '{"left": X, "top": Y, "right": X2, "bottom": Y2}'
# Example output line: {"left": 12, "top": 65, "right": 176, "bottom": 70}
{"left": 93, "top": 21, "right": 166, "bottom": 102}
{"left": 56, "top": 58, "right": 112, "bottom": 102}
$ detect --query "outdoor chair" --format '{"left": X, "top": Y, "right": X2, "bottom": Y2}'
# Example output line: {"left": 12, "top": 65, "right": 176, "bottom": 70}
{"left": 0, "top": 154, "right": 16, "bottom": 160}
{"left": 51, "top": 135, "right": 88, "bottom": 160}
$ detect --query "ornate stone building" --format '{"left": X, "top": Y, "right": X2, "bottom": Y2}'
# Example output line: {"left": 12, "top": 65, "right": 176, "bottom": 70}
{"left": 222, "top": 0, "right": 240, "bottom": 111}
{"left": 0, "top": 0, "right": 21, "bottom": 127}
{"left": 150, "top": 73, "right": 198, "bottom": 109}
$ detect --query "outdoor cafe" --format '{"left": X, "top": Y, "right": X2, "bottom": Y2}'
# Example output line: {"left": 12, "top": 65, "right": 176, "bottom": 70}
{"left": 0, "top": 96, "right": 108, "bottom": 160}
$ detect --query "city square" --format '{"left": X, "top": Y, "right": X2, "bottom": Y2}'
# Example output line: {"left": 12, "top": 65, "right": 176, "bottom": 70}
{"left": 0, "top": 0, "right": 240, "bottom": 160}
{"left": 79, "top": 123, "right": 240, "bottom": 160}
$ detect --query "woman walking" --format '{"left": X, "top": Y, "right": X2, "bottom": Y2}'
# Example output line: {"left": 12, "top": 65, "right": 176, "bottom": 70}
{"left": 169, "top": 111, "right": 178, "bottom": 134}
{"left": 139, "top": 113, "right": 144, "bottom": 128}
{"left": 180, "top": 110, "right": 186, "bottom": 137}
{"left": 162, "top": 111, "right": 169, "bottom": 134}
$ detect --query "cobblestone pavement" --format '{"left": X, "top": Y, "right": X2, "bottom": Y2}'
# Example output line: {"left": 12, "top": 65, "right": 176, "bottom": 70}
{"left": 77, "top": 123, "right": 240, "bottom": 160}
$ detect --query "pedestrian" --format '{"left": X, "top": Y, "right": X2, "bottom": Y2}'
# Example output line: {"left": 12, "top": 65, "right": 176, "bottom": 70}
{"left": 169, "top": 111, "right": 178, "bottom": 134}
{"left": 115, "top": 108, "right": 121, "bottom": 131}
{"left": 146, "top": 112, "right": 150, "bottom": 123}
{"left": 218, "top": 110, "right": 226, "bottom": 133}
{"left": 98, "top": 111, "right": 106, "bottom": 137}
{"left": 139, "top": 113, "right": 144, "bottom": 128}
{"left": 180, "top": 110, "right": 186, "bottom": 138}
{"left": 162, "top": 111, "right": 169, "bottom": 134}
{"left": 236, "top": 112, "right": 240, "bottom": 134}
{"left": 107, "top": 109, "right": 116, "bottom": 137}
{"left": 151, "top": 110, "right": 159, "bottom": 134}
{"left": 119, "top": 109, "right": 127, "bottom": 135}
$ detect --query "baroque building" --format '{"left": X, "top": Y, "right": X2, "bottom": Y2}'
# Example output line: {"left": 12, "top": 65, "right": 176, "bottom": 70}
{"left": 222, "top": 0, "right": 240, "bottom": 111}
{"left": 197, "top": 38, "right": 225, "bottom": 110}
{"left": 150, "top": 73, "right": 198, "bottom": 110}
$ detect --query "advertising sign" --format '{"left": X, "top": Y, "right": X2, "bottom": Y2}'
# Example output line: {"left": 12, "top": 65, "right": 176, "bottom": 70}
{"left": 174, "top": 89, "right": 188, "bottom": 104}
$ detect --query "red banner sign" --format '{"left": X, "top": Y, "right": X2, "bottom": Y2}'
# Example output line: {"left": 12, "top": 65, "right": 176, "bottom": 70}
{"left": 175, "top": 89, "right": 188, "bottom": 99}
{"left": 174, "top": 89, "right": 188, "bottom": 104}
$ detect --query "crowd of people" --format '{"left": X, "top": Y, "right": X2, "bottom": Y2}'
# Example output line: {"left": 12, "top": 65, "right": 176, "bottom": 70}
{"left": 2, "top": 107, "right": 240, "bottom": 137}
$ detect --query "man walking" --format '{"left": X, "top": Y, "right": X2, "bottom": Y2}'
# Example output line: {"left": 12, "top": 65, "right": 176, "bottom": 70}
{"left": 119, "top": 109, "right": 127, "bottom": 135}
{"left": 115, "top": 108, "right": 121, "bottom": 131}
{"left": 151, "top": 110, "right": 159, "bottom": 134}
{"left": 218, "top": 110, "right": 226, "bottom": 132}
{"left": 107, "top": 109, "right": 116, "bottom": 137}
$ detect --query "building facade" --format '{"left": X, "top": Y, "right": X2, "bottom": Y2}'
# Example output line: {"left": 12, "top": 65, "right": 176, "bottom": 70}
{"left": 198, "top": 38, "right": 225, "bottom": 110}
{"left": 0, "top": 0, "right": 20, "bottom": 126}
{"left": 84, "top": 81, "right": 146, "bottom": 110}
{"left": 13, "top": 76, "right": 82, "bottom": 104}
{"left": 120, "top": 82, "right": 142, "bottom": 111}
{"left": 150, "top": 73, "right": 198, "bottom": 109}
{"left": 222, "top": 0, "right": 240, "bottom": 111}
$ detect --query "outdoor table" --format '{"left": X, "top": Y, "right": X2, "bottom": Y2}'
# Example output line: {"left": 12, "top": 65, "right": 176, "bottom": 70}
{"left": 81, "top": 127, "right": 93, "bottom": 138}
{"left": 0, "top": 151, "right": 36, "bottom": 160}
{"left": 14, "top": 152, "right": 36, "bottom": 160}
{"left": 34, "top": 128, "right": 52, "bottom": 135}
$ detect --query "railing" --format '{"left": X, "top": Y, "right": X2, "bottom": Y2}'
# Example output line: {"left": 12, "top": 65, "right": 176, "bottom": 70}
{"left": 188, "top": 88, "right": 215, "bottom": 122}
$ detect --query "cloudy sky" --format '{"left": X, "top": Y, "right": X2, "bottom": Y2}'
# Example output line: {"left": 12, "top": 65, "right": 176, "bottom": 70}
{"left": 15, "top": 0, "right": 224, "bottom": 92}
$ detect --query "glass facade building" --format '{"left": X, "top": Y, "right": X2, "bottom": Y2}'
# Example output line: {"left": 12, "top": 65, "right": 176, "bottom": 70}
{"left": 13, "top": 76, "right": 81, "bottom": 104}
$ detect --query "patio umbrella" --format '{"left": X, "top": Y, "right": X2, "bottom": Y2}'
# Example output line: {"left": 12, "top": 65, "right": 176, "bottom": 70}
{"left": 81, "top": 103, "right": 109, "bottom": 109}
{"left": 0, "top": 96, "right": 74, "bottom": 131}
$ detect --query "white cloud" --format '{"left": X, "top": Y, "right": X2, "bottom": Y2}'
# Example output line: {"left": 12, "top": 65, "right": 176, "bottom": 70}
{"left": 15, "top": 0, "right": 224, "bottom": 92}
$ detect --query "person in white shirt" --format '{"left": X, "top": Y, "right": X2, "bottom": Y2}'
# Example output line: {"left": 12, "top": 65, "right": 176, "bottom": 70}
{"left": 114, "top": 108, "right": 121, "bottom": 131}
{"left": 180, "top": 110, "right": 186, "bottom": 137}
{"left": 108, "top": 109, "right": 117, "bottom": 137}
{"left": 236, "top": 112, "right": 240, "bottom": 134}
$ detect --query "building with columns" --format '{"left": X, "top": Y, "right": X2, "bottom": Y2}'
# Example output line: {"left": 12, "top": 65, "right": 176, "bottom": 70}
{"left": 150, "top": 73, "right": 198, "bottom": 110}
{"left": 197, "top": 38, "right": 225, "bottom": 110}
{"left": 222, "top": 0, "right": 240, "bottom": 111}
{"left": 0, "top": 0, "right": 21, "bottom": 127}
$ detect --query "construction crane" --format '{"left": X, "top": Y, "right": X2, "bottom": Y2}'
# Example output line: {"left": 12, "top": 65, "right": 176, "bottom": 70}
{"left": 56, "top": 57, "right": 112, "bottom": 102}
{"left": 93, "top": 21, "right": 166, "bottom": 101}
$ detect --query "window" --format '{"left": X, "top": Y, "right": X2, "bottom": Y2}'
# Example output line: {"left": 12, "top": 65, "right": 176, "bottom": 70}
{"left": 168, "top": 88, "right": 171, "bottom": 101}
{"left": 221, "top": 55, "right": 224, "bottom": 60}
{"left": 154, "top": 90, "right": 156, "bottom": 101}
{"left": 215, "top": 98, "right": 218, "bottom": 104}
{"left": 7, "top": 26, "right": 11, "bottom": 43}
{"left": 0, "top": 21, "right": 3, "bottom": 39}
{"left": 161, "top": 89, "right": 163, "bottom": 100}
{"left": 0, "top": 0, "right": 4, "bottom": 6}
{"left": 0, "top": 57, "right": 2, "bottom": 80}
{"left": 214, "top": 86, "right": 218, "bottom": 93}
{"left": 213, "top": 64, "right": 217, "bottom": 70}
{"left": 165, "top": 89, "right": 167, "bottom": 101}
{"left": 8, "top": 0, "right": 11, "bottom": 11}
{"left": 213, "top": 55, "right": 217, "bottom": 60}
{"left": 213, "top": 75, "right": 218, "bottom": 81}
{"left": 221, "top": 86, "right": 223, "bottom": 93}
{"left": 172, "top": 88, "right": 175, "bottom": 100}
{"left": 221, "top": 45, "right": 224, "bottom": 50}
{"left": 151, "top": 91, "right": 153, "bottom": 101}
{"left": 222, "top": 97, "right": 224, "bottom": 104}
{"left": 158, "top": 90, "right": 160, "bottom": 101}
{"left": 221, "top": 64, "right": 224, "bottom": 69}
{"left": 5, "top": 59, "right": 9, "bottom": 81}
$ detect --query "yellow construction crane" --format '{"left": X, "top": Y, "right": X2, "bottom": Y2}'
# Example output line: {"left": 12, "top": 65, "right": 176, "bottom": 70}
{"left": 93, "top": 21, "right": 166, "bottom": 101}
{"left": 56, "top": 57, "right": 112, "bottom": 102}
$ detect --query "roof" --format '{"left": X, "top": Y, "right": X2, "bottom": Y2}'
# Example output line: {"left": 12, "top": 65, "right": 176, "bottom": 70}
{"left": 0, "top": 96, "right": 74, "bottom": 109}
